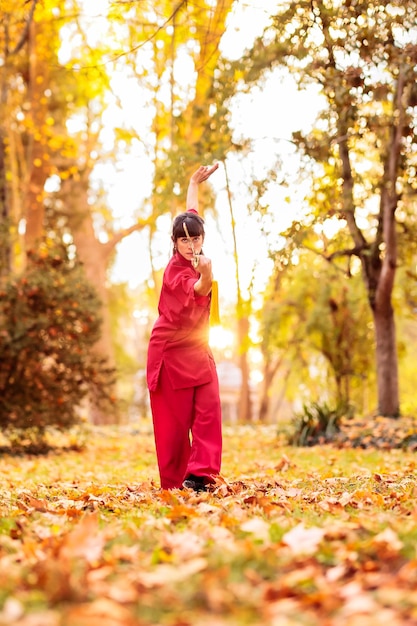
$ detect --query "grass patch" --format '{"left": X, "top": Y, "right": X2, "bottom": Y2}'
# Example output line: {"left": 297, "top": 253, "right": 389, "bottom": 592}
{"left": 0, "top": 423, "right": 417, "bottom": 625}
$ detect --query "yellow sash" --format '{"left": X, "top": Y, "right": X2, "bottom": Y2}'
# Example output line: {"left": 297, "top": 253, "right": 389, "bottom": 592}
{"left": 210, "top": 280, "right": 221, "bottom": 326}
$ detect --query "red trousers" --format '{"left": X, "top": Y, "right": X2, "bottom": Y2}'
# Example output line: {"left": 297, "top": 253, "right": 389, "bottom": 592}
{"left": 150, "top": 359, "right": 222, "bottom": 490}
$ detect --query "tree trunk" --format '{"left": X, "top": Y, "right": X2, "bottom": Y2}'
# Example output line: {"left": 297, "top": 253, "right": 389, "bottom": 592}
{"left": 237, "top": 314, "right": 252, "bottom": 423}
{"left": 366, "top": 74, "right": 404, "bottom": 418}
{"left": 61, "top": 171, "right": 118, "bottom": 424}
{"left": 258, "top": 359, "right": 274, "bottom": 423}
{"left": 361, "top": 238, "right": 399, "bottom": 418}
{"left": 258, "top": 353, "right": 283, "bottom": 422}
{"left": 223, "top": 160, "right": 253, "bottom": 423}
{"left": 24, "top": 18, "right": 49, "bottom": 250}
{"left": 0, "top": 44, "right": 8, "bottom": 274}
{"left": 61, "top": 170, "right": 147, "bottom": 424}
{"left": 0, "top": 131, "right": 9, "bottom": 276}
{"left": 373, "top": 303, "right": 399, "bottom": 416}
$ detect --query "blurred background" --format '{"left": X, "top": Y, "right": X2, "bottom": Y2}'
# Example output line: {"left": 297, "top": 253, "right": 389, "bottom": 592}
{"left": 1, "top": 0, "right": 416, "bottom": 432}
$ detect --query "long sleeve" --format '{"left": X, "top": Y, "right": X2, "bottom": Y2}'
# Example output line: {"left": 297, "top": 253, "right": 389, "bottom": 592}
{"left": 146, "top": 254, "right": 213, "bottom": 391}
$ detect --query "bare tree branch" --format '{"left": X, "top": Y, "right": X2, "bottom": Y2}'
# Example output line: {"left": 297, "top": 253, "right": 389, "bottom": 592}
{"left": 102, "top": 219, "right": 150, "bottom": 258}
{"left": 10, "top": 0, "right": 38, "bottom": 56}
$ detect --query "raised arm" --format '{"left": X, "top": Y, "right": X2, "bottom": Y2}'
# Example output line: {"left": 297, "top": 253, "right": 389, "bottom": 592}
{"left": 186, "top": 163, "right": 219, "bottom": 213}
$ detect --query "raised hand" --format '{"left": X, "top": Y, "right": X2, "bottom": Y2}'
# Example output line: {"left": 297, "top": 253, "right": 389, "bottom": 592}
{"left": 190, "top": 163, "right": 219, "bottom": 185}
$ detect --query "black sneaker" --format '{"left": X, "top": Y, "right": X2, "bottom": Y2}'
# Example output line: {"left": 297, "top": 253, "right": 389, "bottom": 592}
{"left": 182, "top": 474, "right": 207, "bottom": 492}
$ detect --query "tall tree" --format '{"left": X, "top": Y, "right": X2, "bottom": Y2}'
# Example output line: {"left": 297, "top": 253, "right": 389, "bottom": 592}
{"left": 259, "top": 244, "right": 375, "bottom": 421}
{"left": 109, "top": 0, "right": 236, "bottom": 219}
{"left": 39, "top": 2, "right": 154, "bottom": 422}
{"left": 0, "top": 0, "right": 38, "bottom": 275}
{"left": 55, "top": 167, "right": 148, "bottom": 423}
{"left": 223, "top": 159, "right": 253, "bottom": 422}
{"left": 107, "top": 0, "right": 249, "bottom": 416}
{"left": 24, "top": 1, "right": 56, "bottom": 250}
{"left": 236, "top": 0, "right": 417, "bottom": 417}
{"left": 0, "top": 1, "right": 141, "bottom": 422}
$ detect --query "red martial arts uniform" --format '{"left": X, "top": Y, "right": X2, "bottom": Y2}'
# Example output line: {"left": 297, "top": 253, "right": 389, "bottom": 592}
{"left": 146, "top": 251, "right": 222, "bottom": 490}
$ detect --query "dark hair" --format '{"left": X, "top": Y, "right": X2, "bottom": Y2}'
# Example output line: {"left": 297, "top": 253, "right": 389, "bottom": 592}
{"left": 172, "top": 212, "right": 205, "bottom": 241}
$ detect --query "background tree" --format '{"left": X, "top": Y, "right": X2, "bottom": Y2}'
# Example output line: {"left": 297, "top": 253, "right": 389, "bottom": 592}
{"left": 2, "top": 0, "right": 245, "bottom": 424}
{"left": 0, "top": 0, "right": 38, "bottom": 274}
{"left": 1, "top": 1, "right": 127, "bottom": 423}
{"left": 106, "top": 0, "right": 236, "bottom": 242}
{"left": 0, "top": 240, "right": 115, "bottom": 444}
{"left": 259, "top": 243, "right": 375, "bottom": 422}
{"left": 222, "top": 159, "right": 254, "bottom": 422}
{"left": 104, "top": 0, "right": 259, "bottom": 419}
{"left": 235, "top": 0, "right": 417, "bottom": 416}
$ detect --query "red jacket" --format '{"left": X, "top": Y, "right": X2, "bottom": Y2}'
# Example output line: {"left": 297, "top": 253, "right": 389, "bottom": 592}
{"left": 146, "top": 252, "right": 214, "bottom": 392}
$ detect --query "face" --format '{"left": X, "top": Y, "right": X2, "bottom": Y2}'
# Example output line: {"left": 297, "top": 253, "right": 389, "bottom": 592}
{"left": 175, "top": 234, "right": 203, "bottom": 262}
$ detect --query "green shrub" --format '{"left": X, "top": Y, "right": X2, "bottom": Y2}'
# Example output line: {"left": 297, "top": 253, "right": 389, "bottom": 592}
{"left": 0, "top": 243, "right": 115, "bottom": 442}
{"left": 289, "top": 401, "right": 352, "bottom": 446}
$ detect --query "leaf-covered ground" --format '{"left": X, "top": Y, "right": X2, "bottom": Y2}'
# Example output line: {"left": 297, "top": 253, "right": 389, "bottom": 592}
{"left": 1, "top": 424, "right": 417, "bottom": 626}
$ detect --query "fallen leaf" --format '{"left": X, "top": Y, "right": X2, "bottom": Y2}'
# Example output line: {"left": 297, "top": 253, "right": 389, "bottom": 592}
{"left": 60, "top": 512, "right": 105, "bottom": 565}
{"left": 135, "top": 557, "right": 207, "bottom": 587}
{"left": 162, "top": 530, "right": 205, "bottom": 560}
{"left": 282, "top": 524, "right": 325, "bottom": 555}
{"left": 240, "top": 517, "right": 270, "bottom": 542}
{"left": 372, "top": 527, "right": 403, "bottom": 555}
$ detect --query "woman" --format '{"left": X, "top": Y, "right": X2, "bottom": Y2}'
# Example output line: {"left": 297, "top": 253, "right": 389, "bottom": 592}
{"left": 146, "top": 163, "right": 222, "bottom": 492}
